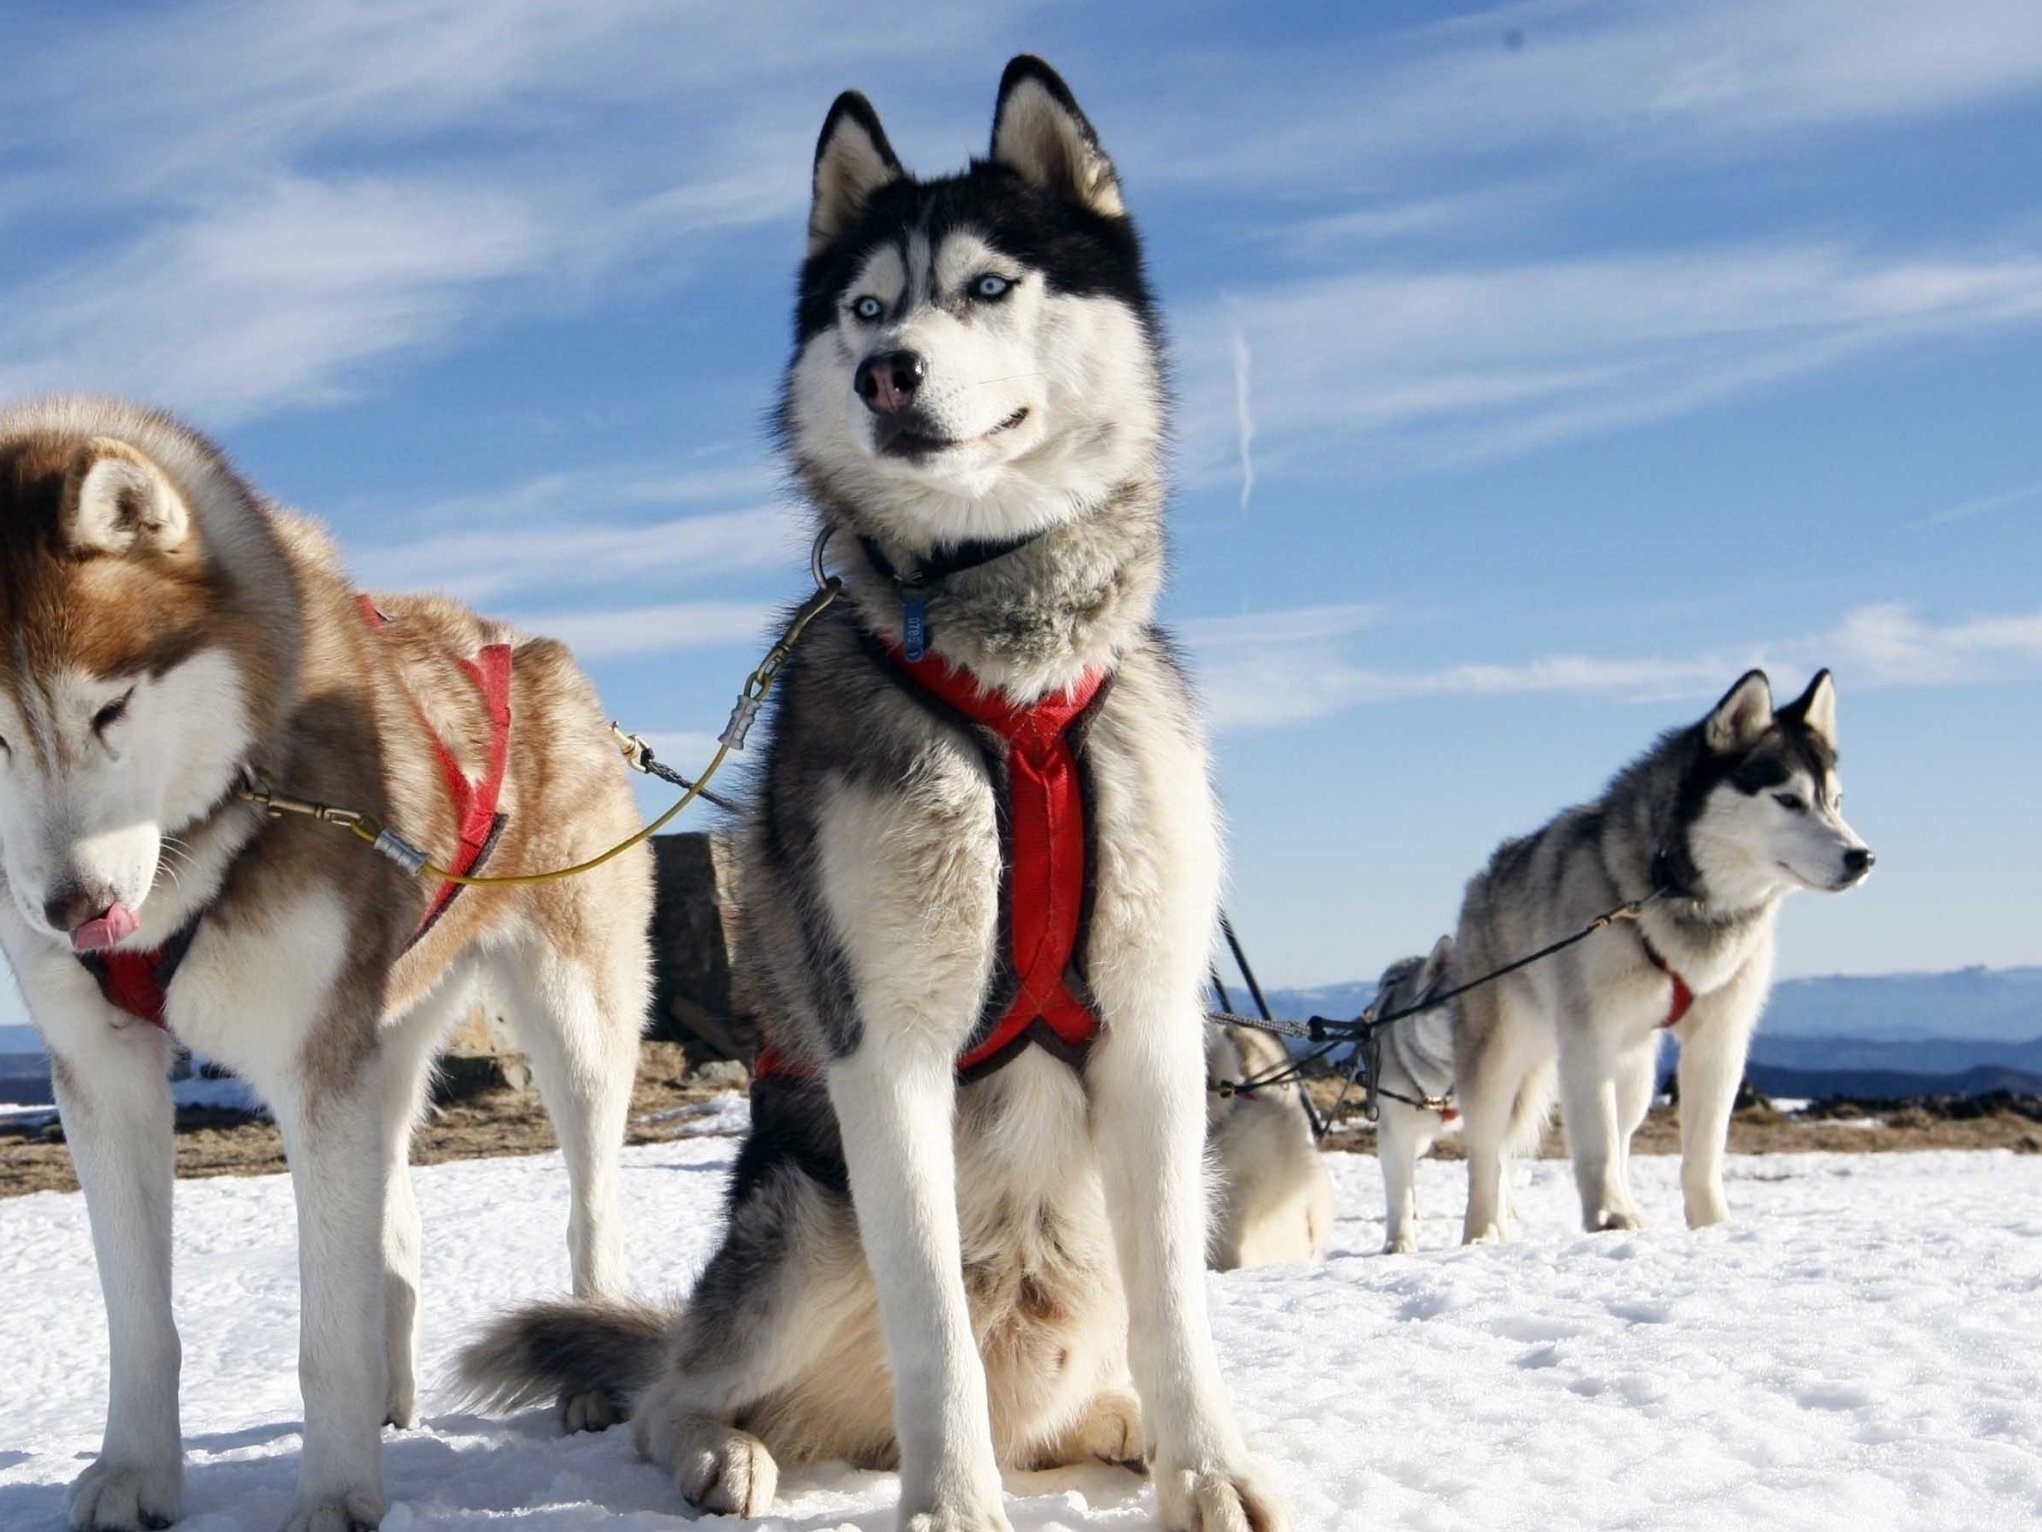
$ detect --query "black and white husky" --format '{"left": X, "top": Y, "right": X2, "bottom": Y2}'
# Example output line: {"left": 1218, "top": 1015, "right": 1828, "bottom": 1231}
{"left": 1454, "top": 670, "right": 1874, "bottom": 1242}
{"left": 462, "top": 57, "right": 1287, "bottom": 1532}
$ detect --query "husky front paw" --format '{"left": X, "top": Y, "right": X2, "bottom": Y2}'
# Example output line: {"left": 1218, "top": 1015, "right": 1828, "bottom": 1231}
{"left": 633, "top": 1398, "right": 778, "bottom": 1518}
{"left": 1382, "top": 1231, "right": 1417, "bottom": 1255}
{"left": 1462, "top": 1220, "right": 1507, "bottom": 1246}
{"left": 1155, "top": 1459, "right": 1290, "bottom": 1532}
{"left": 281, "top": 1486, "right": 386, "bottom": 1532}
{"left": 67, "top": 1457, "right": 182, "bottom": 1531}
{"left": 901, "top": 1502, "right": 1013, "bottom": 1532}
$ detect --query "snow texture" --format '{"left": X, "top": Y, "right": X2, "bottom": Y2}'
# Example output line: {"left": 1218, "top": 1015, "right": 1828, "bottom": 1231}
{"left": 3, "top": 1112, "right": 2038, "bottom": 1529}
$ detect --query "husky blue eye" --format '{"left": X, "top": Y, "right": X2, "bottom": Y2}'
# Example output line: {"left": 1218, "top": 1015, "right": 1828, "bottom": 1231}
{"left": 972, "top": 273, "right": 1013, "bottom": 300}
{"left": 1773, "top": 792, "right": 1805, "bottom": 811}
{"left": 852, "top": 295, "right": 884, "bottom": 322}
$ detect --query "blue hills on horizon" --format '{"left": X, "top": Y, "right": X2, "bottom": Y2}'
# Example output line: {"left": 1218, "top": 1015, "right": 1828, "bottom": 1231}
{"left": 1261, "top": 964, "right": 2042, "bottom": 1099}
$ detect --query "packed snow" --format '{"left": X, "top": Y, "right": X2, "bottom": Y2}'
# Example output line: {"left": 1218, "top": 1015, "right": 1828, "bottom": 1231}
{"left": 4, "top": 1100, "right": 2039, "bottom": 1529}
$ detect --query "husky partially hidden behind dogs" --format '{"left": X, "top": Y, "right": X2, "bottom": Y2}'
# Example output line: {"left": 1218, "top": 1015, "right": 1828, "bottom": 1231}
{"left": 460, "top": 57, "right": 1286, "bottom": 1532}
{"left": 0, "top": 398, "right": 651, "bottom": 1531}
{"left": 1455, "top": 670, "right": 1873, "bottom": 1243}
{"left": 1204, "top": 1025, "right": 1334, "bottom": 1269}
{"left": 1363, "top": 939, "right": 1494, "bottom": 1254}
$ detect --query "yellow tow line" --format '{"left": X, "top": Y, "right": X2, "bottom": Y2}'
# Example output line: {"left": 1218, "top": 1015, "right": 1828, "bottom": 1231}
{"left": 236, "top": 550, "right": 844, "bottom": 889}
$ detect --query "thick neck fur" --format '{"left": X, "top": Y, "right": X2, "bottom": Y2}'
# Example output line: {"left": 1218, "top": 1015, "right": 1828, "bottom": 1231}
{"left": 1597, "top": 727, "right": 1784, "bottom": 986}
{"left": 825, "top": 473, "right": 1165, "bottom": 701}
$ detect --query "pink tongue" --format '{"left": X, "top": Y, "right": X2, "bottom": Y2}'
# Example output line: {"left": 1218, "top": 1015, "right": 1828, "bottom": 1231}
{"left": 71, "top": 902, "right": 141, "bottom": 954}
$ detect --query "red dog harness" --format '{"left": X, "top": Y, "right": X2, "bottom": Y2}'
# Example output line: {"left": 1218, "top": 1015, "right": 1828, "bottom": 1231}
{"left": 1641, "top": 935, "right": 1696, "bottom": 1029}
{"left": 756, "top": 649, "right": 1110, "bottom": 1084}
{"left": 78, "top": 598, "right": 514, "bottom": 1028}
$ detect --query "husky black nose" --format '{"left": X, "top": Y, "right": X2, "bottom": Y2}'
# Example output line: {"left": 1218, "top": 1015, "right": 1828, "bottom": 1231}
{"left": 1844, "top": 847, "right": 1875, "bottom": 877}
{"left": 44, "top": 882, "right": 112, "bottom": 934}
{"left": 855, "top": 350, "right": 925, "bottom": 414}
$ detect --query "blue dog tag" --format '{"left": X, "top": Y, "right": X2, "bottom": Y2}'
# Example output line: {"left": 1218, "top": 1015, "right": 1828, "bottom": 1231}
{"left": 902, "top": 595, "right": 928, "bottom": 662}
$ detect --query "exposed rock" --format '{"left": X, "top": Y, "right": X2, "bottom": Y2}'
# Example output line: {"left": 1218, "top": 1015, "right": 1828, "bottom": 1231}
{"left": 648, "top": 833, "right": 756, "bottom": 1064}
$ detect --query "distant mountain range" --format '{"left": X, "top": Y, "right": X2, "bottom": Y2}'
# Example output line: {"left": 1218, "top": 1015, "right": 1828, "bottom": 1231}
{"left": 1260, "top": 964, "right": 2042, "bottom": 1099}
{"left": 1265, "top": 965, "right": 2042, "bottom": 1043}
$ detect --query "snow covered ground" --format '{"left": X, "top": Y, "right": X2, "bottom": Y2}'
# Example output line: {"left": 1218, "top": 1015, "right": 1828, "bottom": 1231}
{"left": 5, "top": 1103, "right": 2039, "bottom": 1530}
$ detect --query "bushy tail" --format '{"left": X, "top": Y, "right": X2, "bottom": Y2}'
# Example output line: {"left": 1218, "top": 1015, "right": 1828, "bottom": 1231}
{"left": 453, "top": 1298, "right": 670, "bottom": 1415}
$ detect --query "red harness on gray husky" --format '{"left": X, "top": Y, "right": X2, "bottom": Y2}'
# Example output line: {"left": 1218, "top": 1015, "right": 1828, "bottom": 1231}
{"left": 77, "top": 598, "right": 514, "bottom": 1029}
{"left": 755, "top": 647, "right": 1111, "bottom": 1085}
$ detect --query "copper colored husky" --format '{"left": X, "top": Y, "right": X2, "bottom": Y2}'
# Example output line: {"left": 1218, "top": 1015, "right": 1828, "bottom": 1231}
{"left": 0, "top": 397, "right": 652, "bottom": 1531}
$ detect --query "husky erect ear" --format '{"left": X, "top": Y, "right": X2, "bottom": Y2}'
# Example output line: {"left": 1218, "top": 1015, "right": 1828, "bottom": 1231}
{"left": 989, "top": 55, "right": 1124, "bottom": 216}
{"left": 1703, "top": 669, "right": 1774, "bottom": 754}
{"left": 1781, "top": 668, "right": 1838, "bottom": 749}
{"left": 809, "top": 91, "right": 903, "bottom": 255}
{"left": 1420, "top": 935, "right": 1455, "bottom": 993}
{"left": 61, "top": 438, "right": 191, "bottom": 557}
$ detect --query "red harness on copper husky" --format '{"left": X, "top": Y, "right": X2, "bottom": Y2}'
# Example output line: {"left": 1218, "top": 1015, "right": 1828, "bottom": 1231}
{"left": 756, "top": 647, "right": 1112, "bottom": 1084}
{"left": 77, "top": 598, "right": 514, "bottom": 1028}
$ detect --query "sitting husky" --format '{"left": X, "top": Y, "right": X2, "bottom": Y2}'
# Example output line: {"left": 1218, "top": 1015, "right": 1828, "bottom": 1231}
{"left": 0, "top": 398, "right": 652, "bottom": 1531}
{"left": 460, "top": 57, "right": 1286, "bottom": 1532}
{"left": 1204, "top": 1024, "right": 1334, "bottom": 1269}
{"left": 1454, "top": 670, "right": 1873, "bottom": 1242}
{"left": 1362, "top": 939, "right": 1481, "bottom": 1255}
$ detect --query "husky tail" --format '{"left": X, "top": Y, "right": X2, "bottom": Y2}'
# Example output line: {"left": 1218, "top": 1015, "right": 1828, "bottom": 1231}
{"left": 454, "top": 1298, "right": 670, "bottom": 1417}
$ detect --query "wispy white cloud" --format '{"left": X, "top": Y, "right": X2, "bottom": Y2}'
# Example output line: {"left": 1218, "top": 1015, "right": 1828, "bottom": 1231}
{"left": 1177, "top": 604, "right": 1382, "bottom": 649}
{"left": 1912, "top": 480, "right": 2042, "bottom": 529}
{"left": 1179, "top": 243, "right": 2042, "bottom": 481}
{"left": 354, "top": 504, "right": 801, "bottom": 605}
{"left": 1136, "top": 0, "right": 2042, "bottom": 189}
{"left": 0, "top": 0, "right": 1040, "bottom": 420}
{"left": 0, "top": 177, "right": 540, "bottom": 419}
{"left": 1188, "top": 600, "right": 2042, "bottom": 732}
{"left": 512, "top": 600, "right": 774, "bottom": 660}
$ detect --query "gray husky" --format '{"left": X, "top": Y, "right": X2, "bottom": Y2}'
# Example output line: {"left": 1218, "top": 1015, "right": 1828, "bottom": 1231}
{"left": 1362, "top": 939, "right": 1473, "bottom": 1254}
{"left": 461, "top": 57, "right": 1286, "bottom": 1532}
{"left": 1454, "top": 669, "right": 1873, "bottom": 1242}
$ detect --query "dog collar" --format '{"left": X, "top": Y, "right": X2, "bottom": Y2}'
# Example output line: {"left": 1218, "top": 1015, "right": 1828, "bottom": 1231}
{"left": 1638, "top": 933, "right": 1696, "bottom": 1029}
{"left": 856, "top": 529, "right": 1051, "bottom": 661}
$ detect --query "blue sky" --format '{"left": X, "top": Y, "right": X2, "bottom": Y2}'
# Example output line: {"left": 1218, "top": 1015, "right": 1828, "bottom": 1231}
{"left": 2, "top": 0, "right": 2040, "bottom": 1029}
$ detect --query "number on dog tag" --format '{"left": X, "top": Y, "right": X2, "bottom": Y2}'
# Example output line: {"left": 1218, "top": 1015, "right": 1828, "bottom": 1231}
{"left": 903, "top": 595, "right": 929, "bottom": 662}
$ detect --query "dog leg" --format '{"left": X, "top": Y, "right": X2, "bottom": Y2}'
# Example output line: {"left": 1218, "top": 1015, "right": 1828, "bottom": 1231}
{"left": 1091, "top": 1018, "right": 1289, "bottom": 1532}
{"left": 1457, "top": 1044, "right": 1520, "bottom": 1246}
{"left": 1376, "top": 1103, "right": 1423, "bottom": 1255}
{"left": 1676, "top": 1009, "right": 1747, "bottom": 1228}
{"left": 1610, "top": 1036, "right": 1661, "bottom": 1224}
{"left": 499, "top": 942, "right": 638, "bottom": 1302}
{"left": 828, "top": 1046, "right": 1010, "bottom": 1532}
{"left": 376, "top": 978, "right": 471, "bottom": 1430}
{"left": 48, "top": 1022, "right": 184, "bottom": 1532}
{"left": 1556, "top": 1032, "right": 1641, "bottom": 1233}
{"left": 268, "top": 1040, "right": 391, "bottom": 1532}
